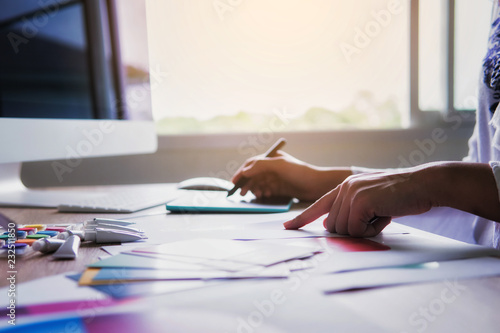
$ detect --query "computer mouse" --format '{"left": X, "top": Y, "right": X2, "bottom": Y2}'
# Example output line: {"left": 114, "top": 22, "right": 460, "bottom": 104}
{"left": 177, "top": 177, "right": 234, "bottom": 191}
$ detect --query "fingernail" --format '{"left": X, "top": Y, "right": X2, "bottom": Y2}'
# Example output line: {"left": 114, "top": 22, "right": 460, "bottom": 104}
{"left": 283, "top": 219, "right": 294, "bottom": 229}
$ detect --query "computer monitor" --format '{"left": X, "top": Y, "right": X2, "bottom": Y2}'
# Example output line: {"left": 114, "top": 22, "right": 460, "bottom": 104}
{"left": 0, "top": 0, "right": 157, "bottom": 207}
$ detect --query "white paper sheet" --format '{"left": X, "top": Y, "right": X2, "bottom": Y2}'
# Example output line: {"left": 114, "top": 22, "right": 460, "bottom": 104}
{"left": 309, "top": 233, "right": 500, "bottom": 274}
{"left": 132, "top": 238, "right": 319, "bottom": 267}
{"left": 314, "top": 256, "right": 500, "bottom": 293}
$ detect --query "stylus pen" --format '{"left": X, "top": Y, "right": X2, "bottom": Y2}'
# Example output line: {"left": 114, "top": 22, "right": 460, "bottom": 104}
{"left": 227, "top": 138, "right": 287, "bottom": 197}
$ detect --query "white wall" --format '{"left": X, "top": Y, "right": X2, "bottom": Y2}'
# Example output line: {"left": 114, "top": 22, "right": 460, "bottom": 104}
{"left": 21, "top": 123, "right": 474, "bottom": 188}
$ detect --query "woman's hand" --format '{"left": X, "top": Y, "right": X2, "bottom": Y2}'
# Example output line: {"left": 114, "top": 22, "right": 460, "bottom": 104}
{"left": 284, "top": 169, "right": 433, "bottom": 237}
{"left": 231, "top": 152, "right": 352, "bottom": 201}
{"left": 284, "top": 162, "right": 500, "bottom": 237}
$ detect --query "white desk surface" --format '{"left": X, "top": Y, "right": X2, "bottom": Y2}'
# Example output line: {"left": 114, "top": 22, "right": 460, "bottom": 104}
{"left": 1, "top": 184, "right": 500, "bottom": 332}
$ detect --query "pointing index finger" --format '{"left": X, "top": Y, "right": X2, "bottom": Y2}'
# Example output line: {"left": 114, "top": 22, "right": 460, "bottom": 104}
{"left": 283, "top": 190, "right": 337, "bottom": 229}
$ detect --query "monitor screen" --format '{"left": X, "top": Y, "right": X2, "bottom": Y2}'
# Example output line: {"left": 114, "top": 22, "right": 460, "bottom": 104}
{"left": 0, "top": 0, "right": 156, "bottom": 165}
{"left": 0, "top": 0, "right": 148, "bottom": 121}
{"left": 0, "top": 1, "right": 97, "bottom": 119}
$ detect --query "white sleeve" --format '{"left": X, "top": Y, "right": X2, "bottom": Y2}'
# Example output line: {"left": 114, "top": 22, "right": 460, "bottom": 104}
{"left": 489, "top": 161, "right": 500, "bottom": 202}
{"left": 463, "top": 122, "right": 479, "bottom": 162}
{"left": 350, "top": 166, "right": 387, "bottom": 175}
{"left": 351, "top": 166, "right": 410, "bottom": 175}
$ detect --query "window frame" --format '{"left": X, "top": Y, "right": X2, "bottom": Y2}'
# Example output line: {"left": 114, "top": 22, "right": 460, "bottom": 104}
{"left": 411, "top": 0, "right": 478, "bottom": 127}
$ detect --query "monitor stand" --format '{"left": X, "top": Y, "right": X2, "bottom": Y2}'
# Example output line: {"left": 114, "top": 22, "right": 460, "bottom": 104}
{"left": 0, "top": 163, "right": 106, "bottom": 208}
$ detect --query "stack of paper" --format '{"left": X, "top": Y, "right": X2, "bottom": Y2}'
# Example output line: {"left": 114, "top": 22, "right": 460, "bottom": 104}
{"left": 78, "top": 238, "right": 322, "bottom": 297}
{"left": 77, "top": 221, "right": 500, "bottom": 299}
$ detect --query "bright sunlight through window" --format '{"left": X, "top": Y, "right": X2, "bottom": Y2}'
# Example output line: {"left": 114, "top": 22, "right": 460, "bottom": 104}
{"left": 145, "top": 0, "right": 410, "bottom": 134}
{"left": 117, "top": 1, "right": 494, "bottom": 134}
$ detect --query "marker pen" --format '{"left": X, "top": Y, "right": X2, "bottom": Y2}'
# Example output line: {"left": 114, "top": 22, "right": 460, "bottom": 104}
{"left": 84, "top": 228, "right": 146, "bottom": 243}
{"left": 23, "top": 224, "right": 46, "bottom": 231}
{"left": 37, "top": 230, "right": 59, "bottom": 237}
{"left": 3, "top": 230, "right": 27, "bottom": 239}
{"left": 27, "top": 234, "right": 49, "bottom": 239}
{"left": 16, "top": 239, "right": 36, "bottom": 246}
{"left": 52, "top": 235, "right": 80, "bottom": 259}
{"left": 18, "top": 227, "right": 37, "bottom": 235}
{"left": 1, "top": 243, "right": 28, "bottom": 256}
{"left": 45, "top": 227, "right": 67, "bottom": 233}
{"left": 84, "top": 223, "right": 143, "bottom": 234}
{"left": 32, "top": 238, "right": 66, "bottom": 254}
{"left": 56, "top": 230, "right": 85, "bottom": 240}
{"left": 87, "top": 218, "right": 136, "bottom": 226}
{"left": 57, "top": 228, "right": 145, "bottom": 243}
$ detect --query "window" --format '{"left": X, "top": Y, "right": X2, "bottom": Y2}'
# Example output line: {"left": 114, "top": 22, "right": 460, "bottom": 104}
{"left": 419, "top": 0, "right": 491, "bottom": 113}
{"left": 118, "top": 0, "right": 492, "bottom": 135}
{"left": 114, "top": 0, "right": 153, "bottom": 121}
{"left": 454, "top": 0, "right": 491, "bottom": 111}
{"left": 146, "top": 0, "right": 410, "bottom": 134}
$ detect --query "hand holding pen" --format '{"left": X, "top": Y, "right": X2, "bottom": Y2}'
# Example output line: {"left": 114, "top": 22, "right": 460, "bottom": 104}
{"left": 228, "top": 138, "right": 287, "bottom": 197}
{"left": 230, "top": 138, "right": 344, "bottom": 201}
